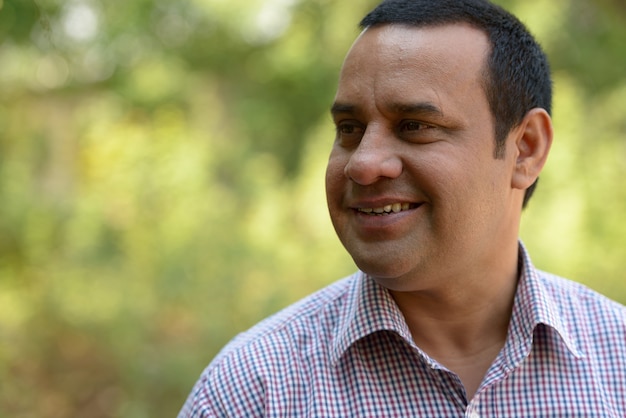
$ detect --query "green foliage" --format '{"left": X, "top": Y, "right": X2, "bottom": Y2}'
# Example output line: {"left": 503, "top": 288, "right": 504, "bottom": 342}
{"left": 0, "top": 0, "right": 624, "bottom": 416}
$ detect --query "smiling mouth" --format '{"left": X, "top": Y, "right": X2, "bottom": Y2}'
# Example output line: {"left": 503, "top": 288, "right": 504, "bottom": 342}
{"left": 356, "top": 203, "right": 419, "bottom": 215}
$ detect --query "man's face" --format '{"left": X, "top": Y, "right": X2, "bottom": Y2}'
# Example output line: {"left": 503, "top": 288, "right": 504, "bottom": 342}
{"left": 325, "top": 23, "right": 522, "bottom": 291}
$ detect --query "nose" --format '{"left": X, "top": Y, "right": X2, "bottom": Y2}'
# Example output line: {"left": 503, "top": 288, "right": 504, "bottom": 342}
{"left": 344, "top": 127, "right": 402, "bottom": 185}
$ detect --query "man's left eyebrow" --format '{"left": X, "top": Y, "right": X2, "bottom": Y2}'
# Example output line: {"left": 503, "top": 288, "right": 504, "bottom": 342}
{"left": 388, "top": 102, "right": 444, "bottom": 116}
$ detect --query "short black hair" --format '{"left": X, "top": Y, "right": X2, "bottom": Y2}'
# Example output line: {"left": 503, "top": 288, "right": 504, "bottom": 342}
{"left": 360, "top": 0, "right": 552, "bottom": 208}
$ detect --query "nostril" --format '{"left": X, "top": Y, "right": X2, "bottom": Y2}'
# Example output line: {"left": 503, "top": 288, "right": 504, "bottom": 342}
{"left": 344, "top": 159, "right": 380, "bottom": 185}
{"left": 345, "top": 155, "right": 402, "bottom": 185}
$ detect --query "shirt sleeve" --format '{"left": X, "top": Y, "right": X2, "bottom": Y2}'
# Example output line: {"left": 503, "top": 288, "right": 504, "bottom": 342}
{"left": 177, "top": 377, "right": 219, "bottom": 418}
{"left": 178, "top": 341, "right": 268, "bottom": 418}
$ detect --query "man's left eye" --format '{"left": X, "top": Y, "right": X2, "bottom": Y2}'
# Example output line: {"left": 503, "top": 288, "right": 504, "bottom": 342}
{"left": 402, "top": 121, "right": 428, "bottom": 131}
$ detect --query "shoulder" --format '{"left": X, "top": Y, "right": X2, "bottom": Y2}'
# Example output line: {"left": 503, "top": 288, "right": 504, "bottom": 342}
{"left": 538, "top": 270, "right": 626, "bottom": 316}
{"left": 221, "top": 273, "right": 356, "bottom": 357}
{"left": 179, "top": 274, "right": 359, "bottom": 417}
{"left": 537, "top": 270, "right": 626, "bottom": 337}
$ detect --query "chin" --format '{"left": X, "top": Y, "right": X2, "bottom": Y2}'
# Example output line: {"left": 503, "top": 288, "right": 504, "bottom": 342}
{"left": 352, "top": 254, "right": 437, "bottom": 292}
{"left": 353, "top": 258, "right": 413, "bottom": 283}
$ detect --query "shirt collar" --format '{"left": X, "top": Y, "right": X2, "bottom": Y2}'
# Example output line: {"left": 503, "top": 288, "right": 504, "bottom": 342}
{"left": 330, "top": 271, "right": 414, "bottom": 366}
{"left": 503, "top": 242, "right": 585, "bottom": 366}
{"left": 330, "top": 242, "right": 585, "bottom": 367}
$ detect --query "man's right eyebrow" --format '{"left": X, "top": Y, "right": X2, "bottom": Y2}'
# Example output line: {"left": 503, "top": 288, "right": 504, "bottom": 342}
{"left": 330, "top": 102, "right": 357, "bottom": 115}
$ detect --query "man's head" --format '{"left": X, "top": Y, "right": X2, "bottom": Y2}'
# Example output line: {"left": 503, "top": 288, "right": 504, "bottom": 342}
{"left": 325, "top": 0, "right": 553, "bottom": 291}
{"left": 361, "top": 0, "right": 552, "bottom": 207}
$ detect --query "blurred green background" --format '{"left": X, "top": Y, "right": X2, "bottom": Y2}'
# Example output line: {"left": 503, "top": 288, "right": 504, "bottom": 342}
{"left": 0, "top": 0, "right": 625, "bottom": 416}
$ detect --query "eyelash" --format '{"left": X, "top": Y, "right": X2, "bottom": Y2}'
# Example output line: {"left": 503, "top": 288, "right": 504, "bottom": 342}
{"left": 336, "top": 123, "right": 362, "bottom": 134}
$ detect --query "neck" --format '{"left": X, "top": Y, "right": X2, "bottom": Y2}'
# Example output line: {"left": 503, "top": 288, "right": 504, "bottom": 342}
{"left": 392, "top": 279, "right": 516, "bottom": 352}
{"left": 389, "top": 246, "right": 520, "bottom": 399}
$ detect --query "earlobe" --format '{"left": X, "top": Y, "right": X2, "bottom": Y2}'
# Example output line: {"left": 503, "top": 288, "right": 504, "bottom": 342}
{"left": 511, "top": 108, "right": 553, "bottom": 190}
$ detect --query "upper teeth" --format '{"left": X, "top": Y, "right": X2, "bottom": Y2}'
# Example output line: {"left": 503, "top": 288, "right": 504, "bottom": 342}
{"left": 358, "top": 203, "right": 411, "bottom": 214}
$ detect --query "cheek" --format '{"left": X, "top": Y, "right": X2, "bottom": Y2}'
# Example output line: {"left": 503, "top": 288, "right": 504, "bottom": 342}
{"left": 417, "top": 153, "right": 484, "bottom": 215}
{"left": 325, "top": 152, "right": 347, "bottom": 193}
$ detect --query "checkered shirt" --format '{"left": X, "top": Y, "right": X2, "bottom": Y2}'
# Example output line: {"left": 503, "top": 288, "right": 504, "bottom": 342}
{"left": 179, "top": 244, "right": 626, "bottom": 417}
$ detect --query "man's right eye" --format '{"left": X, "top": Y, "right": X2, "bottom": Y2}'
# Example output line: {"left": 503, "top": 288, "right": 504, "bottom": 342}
{"left": 335, "top": 122, "right": 364, "bottom": 141}
{"left": 335, "top": 123, "right": 365, "bottom": 147}
{"left": 337, "top": 124, "right": 356, "bottom": 134}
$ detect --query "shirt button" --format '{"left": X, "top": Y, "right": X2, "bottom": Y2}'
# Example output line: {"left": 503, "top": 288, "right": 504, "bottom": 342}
{"left": 469, "top": 412, "right": 480, "bottom": 418}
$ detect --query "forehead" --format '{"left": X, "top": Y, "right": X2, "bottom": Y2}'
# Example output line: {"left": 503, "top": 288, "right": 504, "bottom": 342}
{"left": 335, "top": 23, "right": 491, "bottom": 115}
{"left": 343, "top": 22, "right": 489, "bottom": 76}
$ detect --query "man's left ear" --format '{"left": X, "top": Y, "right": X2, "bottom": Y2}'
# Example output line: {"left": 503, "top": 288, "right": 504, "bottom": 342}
{"left": 511, "top": 108, "right": 553, "bottom": 190}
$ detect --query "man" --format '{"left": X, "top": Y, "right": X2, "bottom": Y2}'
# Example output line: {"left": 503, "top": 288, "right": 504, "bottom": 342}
{"left": 180, "top": 0, "right": 626, "bottom": 416}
